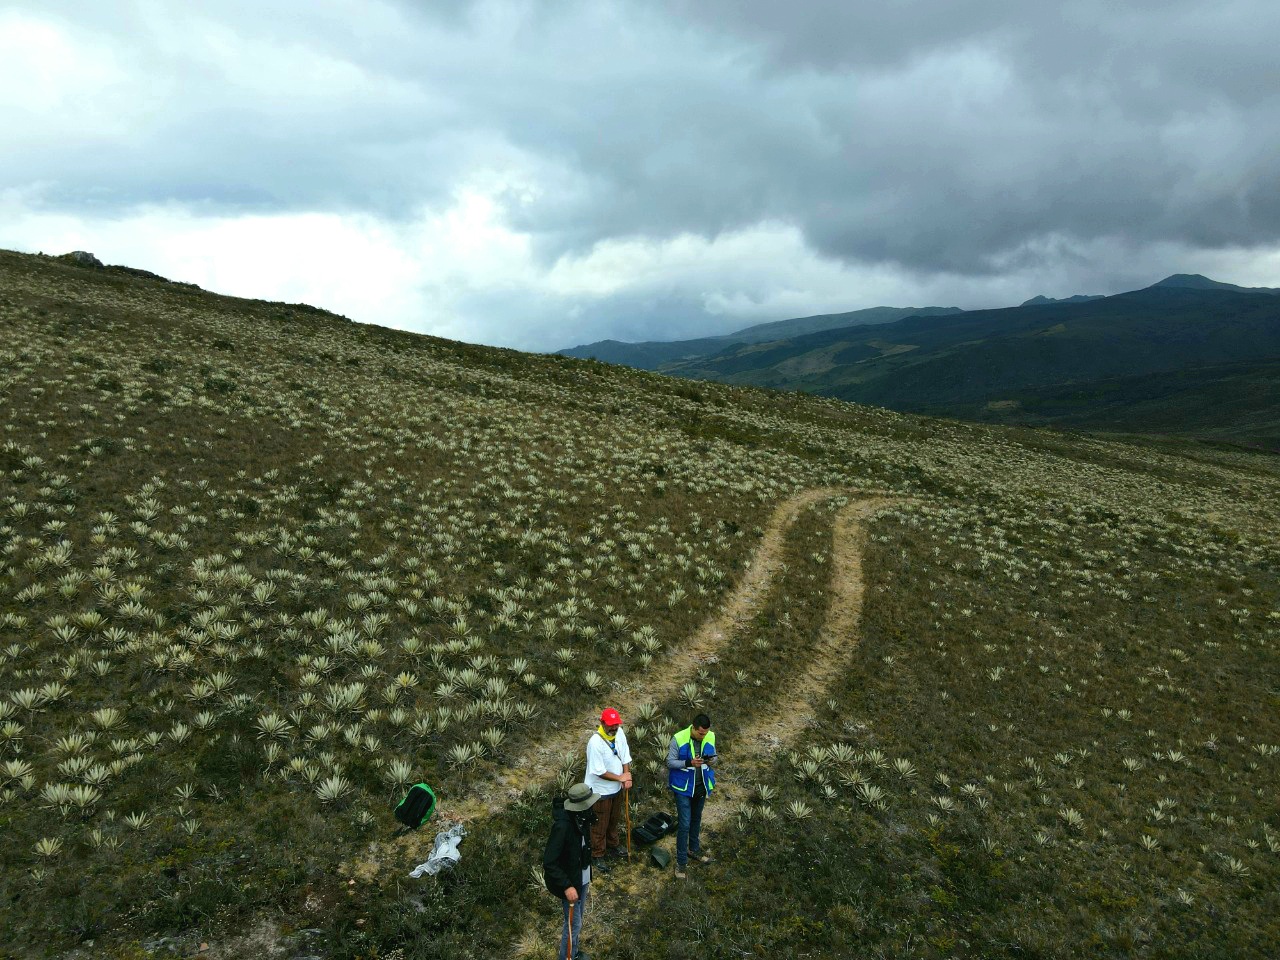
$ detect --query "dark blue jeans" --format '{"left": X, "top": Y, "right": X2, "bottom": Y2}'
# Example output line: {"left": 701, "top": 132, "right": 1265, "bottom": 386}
{"left": 674, "top": 792, "right": 706, "bottom": 867}
{"left": 560, "top": 884, "right": 588, "bottom": 960}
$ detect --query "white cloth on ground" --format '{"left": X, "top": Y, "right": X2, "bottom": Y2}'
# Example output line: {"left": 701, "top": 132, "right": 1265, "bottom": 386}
{"left": 409, "top": 823, "right": 467, "bottom": 877}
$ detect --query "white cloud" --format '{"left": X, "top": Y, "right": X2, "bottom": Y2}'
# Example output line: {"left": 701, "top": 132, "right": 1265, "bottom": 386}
{"left": 0, "top": 12, "right": 134, "bottom": 136}
{"left": 0, "top": 184, "right": 526, "bottom": 339}
{"left": 3, "top": 0, "right": 1280, "bottom": 350}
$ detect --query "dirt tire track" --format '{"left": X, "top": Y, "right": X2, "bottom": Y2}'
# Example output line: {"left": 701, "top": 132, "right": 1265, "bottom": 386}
{"left": 451, "top": 485, "right": 847, "bottom": 822}
{"left": 700, "top": 496, "right": 894, "bottom": 817}
{"left": 347, "top": 486, "right": 856, "bottom": 878}
{"left": 519, "top": 494, "right": 902, "bottom": 957}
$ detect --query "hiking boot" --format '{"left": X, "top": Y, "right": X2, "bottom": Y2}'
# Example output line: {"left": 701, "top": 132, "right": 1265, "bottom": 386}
{"left": 674, "top": 867, "right": 687, "bottom": 879}
{"left": 592, "top": 858, "right": 612, "bottom": 875}
{"left": 691, "top": 850, "right": 713, "bottom": 864}
{"left": 606, "top": 845, "right": 628, "bottom": 859}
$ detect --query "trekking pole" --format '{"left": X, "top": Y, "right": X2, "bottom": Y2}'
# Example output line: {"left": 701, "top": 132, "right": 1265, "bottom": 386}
{"left": 624, "top": 785, "right": 633, "bottom": 861}
{"left": 566, "top": 900, "right": 574, "bottom": 960}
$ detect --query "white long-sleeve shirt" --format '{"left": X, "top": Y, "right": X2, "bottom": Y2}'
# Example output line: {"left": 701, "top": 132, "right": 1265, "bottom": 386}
{"left": 585, "top": 729, "right": 632, "bottom": 796}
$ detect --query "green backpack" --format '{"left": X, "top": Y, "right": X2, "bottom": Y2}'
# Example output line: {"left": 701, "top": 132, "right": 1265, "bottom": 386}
{"left": 394, "top": 782, "right": 437, "bottom": 829}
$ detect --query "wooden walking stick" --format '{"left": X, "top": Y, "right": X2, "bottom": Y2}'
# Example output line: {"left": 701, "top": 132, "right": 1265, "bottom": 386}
{"left": 624, "top": 785, "right": 633, "bottom": 861}
{"left": 566, "top": 900, "right": 575, "bottom": 960}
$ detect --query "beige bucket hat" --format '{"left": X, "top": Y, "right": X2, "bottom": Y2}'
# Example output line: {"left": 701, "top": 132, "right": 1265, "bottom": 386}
{"left": 563, "top": 782, "right": 601, "bottom": 812}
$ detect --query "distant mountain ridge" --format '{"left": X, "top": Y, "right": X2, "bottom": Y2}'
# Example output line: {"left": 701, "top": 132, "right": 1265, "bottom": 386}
{"left": 1020, "top": 294, "right": 1104, "bottom": 306}
{"left": 1018, "top": 274, "right": 1280, "bottom": 306}
{"left": 558, "top": 305, "right": 962, "bottom": 369}
{"left": 658, "top": 275, "right": 1280, "bottom": 449}
{"left": 1149, "top": 273, "right": 1280, "bottom": 295}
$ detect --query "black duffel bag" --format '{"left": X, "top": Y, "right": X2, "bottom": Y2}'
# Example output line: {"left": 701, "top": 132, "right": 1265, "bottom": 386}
{"left": 631, "top": 811, "right": 674, "bottom": 845}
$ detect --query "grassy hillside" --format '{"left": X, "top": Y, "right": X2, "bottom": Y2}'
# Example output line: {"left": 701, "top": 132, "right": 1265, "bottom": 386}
{"left": 0, "top": 249, "right": 1277, "bottom": 959}
{"left": 668, "top": 286, "right": 1280, "bottom": 449}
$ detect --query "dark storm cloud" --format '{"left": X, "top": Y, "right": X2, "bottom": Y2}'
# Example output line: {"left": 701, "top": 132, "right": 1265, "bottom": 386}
{"left": 3, "top": 0, "right": 1279, "bottom": 348}
{"left": 581, "top": 0, "right": 1280, "bottom": 272}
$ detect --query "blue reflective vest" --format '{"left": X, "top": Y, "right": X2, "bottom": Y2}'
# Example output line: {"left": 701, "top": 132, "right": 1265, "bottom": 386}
{"left": 668, "top": 726, "right": 716, "bottom": 796}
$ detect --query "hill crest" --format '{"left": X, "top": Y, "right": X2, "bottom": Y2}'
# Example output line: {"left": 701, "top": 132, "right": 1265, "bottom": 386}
{"left": 1149, "top": 273, "right": 1280, "bottom": 295}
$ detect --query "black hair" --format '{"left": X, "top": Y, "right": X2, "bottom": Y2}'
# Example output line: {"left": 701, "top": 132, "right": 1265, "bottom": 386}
{"left": 693, "top": 713, "right": 711, "bottom": 729}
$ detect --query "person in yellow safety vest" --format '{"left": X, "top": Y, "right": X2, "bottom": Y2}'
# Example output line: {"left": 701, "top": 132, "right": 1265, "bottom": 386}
{"left": 666, "top": 712, "right": 716, "bottom": 879}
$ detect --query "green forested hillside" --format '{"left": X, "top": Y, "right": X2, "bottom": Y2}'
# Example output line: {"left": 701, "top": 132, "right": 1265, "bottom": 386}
{"left": 1, "top": 250, "right": 1277, "bottom": 959}
{"left": 668, "top": 285, "right": 1280, "bottom": 448}
{"left": 978, "top": 359, "right": 1280, "bottom": 442}
{"left": 558, "top": 305, "right": 962, "bottom": 369}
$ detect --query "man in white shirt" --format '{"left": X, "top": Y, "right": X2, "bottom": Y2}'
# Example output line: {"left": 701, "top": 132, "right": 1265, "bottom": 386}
{"left": 584, "top": 706, "right": 633, "bottom": 867}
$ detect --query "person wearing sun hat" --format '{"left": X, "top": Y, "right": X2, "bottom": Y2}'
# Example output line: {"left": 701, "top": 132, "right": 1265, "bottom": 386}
{"left": 584, "top": 706, "right": 633, "bottom": 867}
{"left": 543, "top": 782, "right": 600, "bottom": 960}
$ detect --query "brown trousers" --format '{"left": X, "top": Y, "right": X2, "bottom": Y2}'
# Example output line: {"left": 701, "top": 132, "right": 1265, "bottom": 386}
{"left": 590, "top": 789, "right": 624, "bottom": 856}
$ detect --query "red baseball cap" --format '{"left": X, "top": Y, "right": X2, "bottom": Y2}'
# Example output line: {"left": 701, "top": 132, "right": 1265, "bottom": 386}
{"left": 601, "top": 707, "right": 622, "bottom": 725}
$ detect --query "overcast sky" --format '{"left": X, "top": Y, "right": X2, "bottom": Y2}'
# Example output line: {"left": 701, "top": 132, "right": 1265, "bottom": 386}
{"left": 4, "top": 1, "right": 1280, "bottom": 351}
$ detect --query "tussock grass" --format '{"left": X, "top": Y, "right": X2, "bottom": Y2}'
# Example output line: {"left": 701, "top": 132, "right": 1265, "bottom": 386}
{"left": 0, "top": 249, "right": 1277, "bottom": 958}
